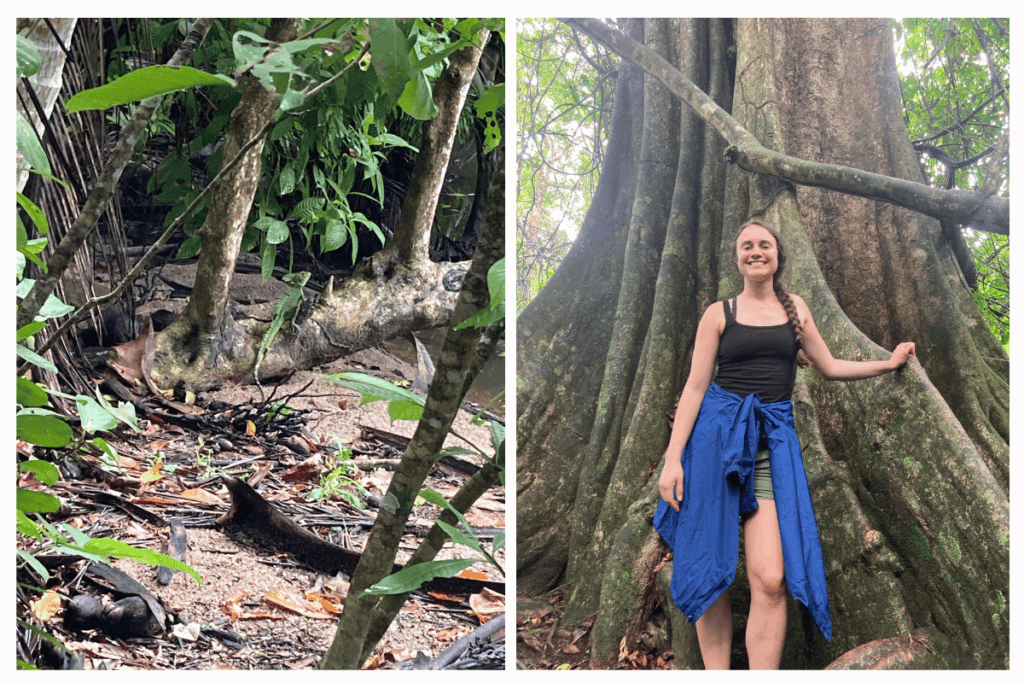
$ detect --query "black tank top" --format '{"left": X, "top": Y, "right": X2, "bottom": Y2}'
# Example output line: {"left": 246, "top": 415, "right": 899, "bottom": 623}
{"left": 713, "top": 298, "right": 798, "bottom": 404}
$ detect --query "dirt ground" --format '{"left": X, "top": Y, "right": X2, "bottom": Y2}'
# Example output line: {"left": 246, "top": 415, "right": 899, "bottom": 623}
{"left": 515, "top": 587, "right": 673, "bottom": 671}
{"left": 16, "top": 347, "right": 505, "bottom": 670}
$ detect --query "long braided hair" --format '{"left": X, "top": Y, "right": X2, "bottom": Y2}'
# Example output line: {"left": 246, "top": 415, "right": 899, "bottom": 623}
{"left": 733, "top": 219, "right": 810, "bottom": 366}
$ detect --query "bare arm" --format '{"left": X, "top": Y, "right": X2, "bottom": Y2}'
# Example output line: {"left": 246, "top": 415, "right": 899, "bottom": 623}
{"left": 794, "top": 295, "right": 916, "bottom": 381}
{"left": 658, "top": 303, "right": 722, "bottom": 511}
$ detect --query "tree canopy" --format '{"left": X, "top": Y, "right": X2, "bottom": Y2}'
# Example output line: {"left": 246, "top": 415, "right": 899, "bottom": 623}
{"left": 516, "top": 18, "right": 1008, "bottom": 347}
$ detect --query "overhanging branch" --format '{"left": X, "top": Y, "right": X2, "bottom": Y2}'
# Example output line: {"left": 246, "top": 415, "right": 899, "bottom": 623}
{"left": 563, "top": 17, "right": 1009, "bottom": 235}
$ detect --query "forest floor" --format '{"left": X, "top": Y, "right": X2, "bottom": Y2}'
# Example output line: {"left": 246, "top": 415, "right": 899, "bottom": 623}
{"left": 516, "top": 586, "right": 673, "bottom": 671}
{"left": 16, "top": 346, "right": 505, "bottom": 670}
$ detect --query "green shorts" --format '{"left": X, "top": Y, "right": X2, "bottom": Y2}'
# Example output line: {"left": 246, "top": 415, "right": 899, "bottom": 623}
{"left": 753, "top": 447, "right": 774, "bottom": 500}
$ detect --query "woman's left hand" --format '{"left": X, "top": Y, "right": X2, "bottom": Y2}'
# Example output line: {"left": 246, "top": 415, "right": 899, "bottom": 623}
{"left": 891, "top": 341, "right": 916, "bottom": 368}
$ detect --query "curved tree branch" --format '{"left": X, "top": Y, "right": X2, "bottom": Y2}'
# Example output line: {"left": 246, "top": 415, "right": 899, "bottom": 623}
{"left": 562, "top": 17, "right": 1009, "bottom": 236}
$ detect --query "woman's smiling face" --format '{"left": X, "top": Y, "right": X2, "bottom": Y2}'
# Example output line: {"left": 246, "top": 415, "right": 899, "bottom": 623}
{"left": 735, "top": 223, "right": 778, "bottom": 282}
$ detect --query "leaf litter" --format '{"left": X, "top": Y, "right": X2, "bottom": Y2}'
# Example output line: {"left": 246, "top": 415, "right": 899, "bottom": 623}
{"left": 16, "top": 349, "right": 504, "bottom": 670}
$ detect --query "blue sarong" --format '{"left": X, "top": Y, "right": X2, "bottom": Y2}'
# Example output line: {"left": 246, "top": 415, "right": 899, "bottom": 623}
{"left": 653, "top": 382, "right": 832, "bottom": 640}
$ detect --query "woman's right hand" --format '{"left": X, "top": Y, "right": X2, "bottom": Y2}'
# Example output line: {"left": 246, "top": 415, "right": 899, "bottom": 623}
{"left": 659, "top": 457, "right": 685, "bottom": 512}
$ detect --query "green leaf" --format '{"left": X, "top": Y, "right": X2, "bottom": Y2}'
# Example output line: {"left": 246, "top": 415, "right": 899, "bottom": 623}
{"left": 417, "top": 488, "right": 480, "bottom": 548}
{"left": 17, "top": 112, "right": 51, "bottom": 175}
{"left": 258, "top": 216, "right": 290, "bottom": 244}
{"left": 92, "top": 436, "right": 119, "bottom": 461}
{"left": 436, "top": 519, "right": 485, "bottom": 556}
{"left": 16, "top": 413, "right": 73, "bottom": 447}
{"left": 20, "top": 459, "right": 60, "bottom": 486}
{"left": 232, "top": 30, "right": 272, "bottom": 72}
{"left": 17, "top": 279, "right": 74, "bottom": 319}
{"left": 16, "top": 321, "right": 46, "bottom": 342}
{"left": 363, "top": 558, "right": 478, "bottom": 595}
{"left": 270, "top": 116, "right": 295, "bottom": 143}
{"left": 176, "top": 234, "right": 202, "bottom": 259}
{"left": 278, "top": 166, "right": 296, "bottom": 195}
{"left": 17, "top": 221, "right": 46, "bottom": 274}
{"left": 16, "top": 34, "right": 42, "bottom": 78}
{"left": 398, "top": 71, "right": 438, "bottom": 120}
{"left": 60, "top": 522, "right": 94, "bottom": 548}
{"left": 322, "top": 219, "right": 349, "bottom": 252}
{"left": 16, "top": 343, "right": 57, "bottom": 373}
{"left": 78, "top": 538, "right": 201, "bottom": 585}
{"left": 370, "top": 18, "right": 415, "bottom": 97}
{"left": 17, "top": 548, "right": 50, "bottom": 583}
{"left": 325, "top": 372, "right": 426, "bottom": 407}
{"left": 493, "top": 531, "right": 505, "bottom": 553}
{"left": 261, "top": 239, "right": 277, "bottom": 281}
{"left": 75, "top": 395, "right": 120, "bottom": 434}
{"left": 16, "top": 377, "right": 49, "bottom": 407}
{"left": 16, "top": 488, "right": 61, "bottom": 514}
{"left": 474, "top": 83, "right": 504, "bottom": 153}
{"left": 17, "top": 511, "right": 43, "bottom": 541}
{"left": 373, "top": 132, "right": 418, "bottom": 151}
{"left": 455, "top": 258, "right": 505, "bottom": 329}
{"left": 489, "top": 421, "right": 506, "bottom": 453}
{"left": 93, "top": 392, "right": 140, "bottom": 432}
{"left": 16, "top": 191, "right": 50, "bottom": 235}
{"left": 292, "top": 196, "right": 325, "bottom": 221}
{"left": 410, "top": 41, "right": 464, "bottom": 73}
{"left": 386, "top": 400, "right": 424, "bottom": 422}
{"left": 38, "top": 292, "right": 75, "bottom": 319}
{"left": 66, "top": 66, "right": 234, "bottom": 112}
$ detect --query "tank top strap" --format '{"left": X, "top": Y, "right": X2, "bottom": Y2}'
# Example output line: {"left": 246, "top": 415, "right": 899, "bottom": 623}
{"left": 722, "top": 297, "right": 737, "bottom": 325}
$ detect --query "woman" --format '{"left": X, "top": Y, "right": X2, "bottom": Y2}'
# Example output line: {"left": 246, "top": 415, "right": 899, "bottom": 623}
{"left": 653, "top": 220, "right": 916, "bottom": 670}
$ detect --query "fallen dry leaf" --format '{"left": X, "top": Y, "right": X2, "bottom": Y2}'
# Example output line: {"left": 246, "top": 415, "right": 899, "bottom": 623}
{"left": 305, "top": 591, "right": 343, "bottom": 614}
{"left": 31, "top": 590, "right": 61, "bottom": 621}
{"left": 436, "top": 626, "right": 470, "bottom": 642}
{"left": 285, "top": 655, "right": 318, "bottom": 669}
{"left": 180, "top": 487, "right": 223, "bottom": 505}
{"left": 263, "top": 589, "right": 334, "bottom": 619}
{"left": 281, "top": 454, "right": 326, "bottom": 483}
{"left": 469, "top": 587, "right": 505, "bottom": 623}
{"left": 456, "top": 569, "right": 489, "bottom": 581}
{"left": 139, "top": 460, "right": 163, "bottom": 485}
{"left": 135, "top": 495, "right": 183, "bottom": 506}
{"left": 221, "top": 591, "right": 246, "bottom": 621}
{"left": 426, "top": 591, "right": 463, "bottom": 603}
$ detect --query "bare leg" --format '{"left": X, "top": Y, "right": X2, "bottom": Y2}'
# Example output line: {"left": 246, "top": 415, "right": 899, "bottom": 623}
{"left": 695, "top": 588, "right": 733, "bottom": 669}
{"left": 744, "top": 499, "right": 787, "bottom": 669}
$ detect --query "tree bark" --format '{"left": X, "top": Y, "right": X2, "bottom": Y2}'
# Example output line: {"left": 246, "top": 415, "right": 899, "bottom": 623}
{"left": 376, "top": 32, "right": 490, "bottom": 269}
{"left": 152, "top": 18, "right": 296, "bottom": 384}
{"left": 517, "top": 18, "right": 1008, "bottom": 670}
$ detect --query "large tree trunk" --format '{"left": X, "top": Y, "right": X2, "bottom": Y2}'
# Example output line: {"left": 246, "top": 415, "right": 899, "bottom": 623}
{"left": 516, "top": 18, "right": 1008, "bottom": 670}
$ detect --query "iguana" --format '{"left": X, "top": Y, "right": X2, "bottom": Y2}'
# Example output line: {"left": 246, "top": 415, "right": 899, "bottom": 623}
{"left": 254, "top": 270, "right": 310, "bottom": 385}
